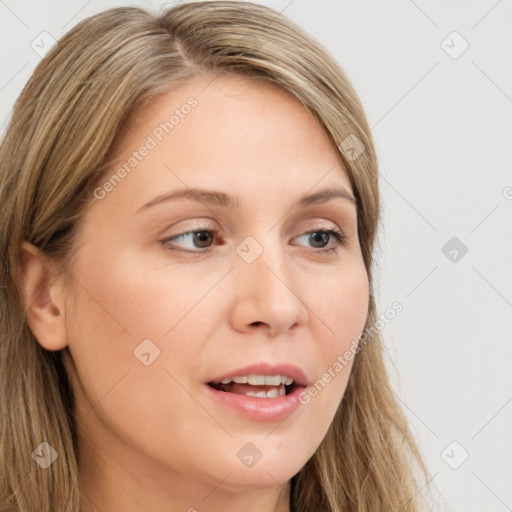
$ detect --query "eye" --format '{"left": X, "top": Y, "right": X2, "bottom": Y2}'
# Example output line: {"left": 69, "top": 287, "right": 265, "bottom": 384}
{"left": 293, "top": 228, "right": 346, "bottom": 254}
{"left": 160, "top": 224, "right": 346, "bottom": 255}
{"left": 161, "top": 228, "right": 220, "bottom": 252}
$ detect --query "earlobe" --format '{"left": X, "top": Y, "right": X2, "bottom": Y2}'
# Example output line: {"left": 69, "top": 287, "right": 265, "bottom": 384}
{"left": 19, "top": 241, "right": 68, "bottom": 351}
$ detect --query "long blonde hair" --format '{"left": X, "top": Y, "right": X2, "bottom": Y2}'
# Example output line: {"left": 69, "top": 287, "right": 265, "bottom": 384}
{"left": 0, "top": 2, "right": 433, "bottom": 510}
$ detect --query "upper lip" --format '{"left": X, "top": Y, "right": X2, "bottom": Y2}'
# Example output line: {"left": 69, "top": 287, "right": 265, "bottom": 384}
{"left": 206, "top": 362, "right": 309, "bottom": 387}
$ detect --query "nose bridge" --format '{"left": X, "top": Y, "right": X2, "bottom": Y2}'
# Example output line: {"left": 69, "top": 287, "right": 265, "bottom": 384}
{"left": 236, "top": 231, "right": 289, "bottom": 292}
{"left": 231, "top": 231, "right": 308, "bottom": 335}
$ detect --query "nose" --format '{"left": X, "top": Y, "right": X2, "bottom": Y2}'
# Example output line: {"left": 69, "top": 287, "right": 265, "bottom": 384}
{"left": 229, "top": 240, "right": 309, "bottom": 337}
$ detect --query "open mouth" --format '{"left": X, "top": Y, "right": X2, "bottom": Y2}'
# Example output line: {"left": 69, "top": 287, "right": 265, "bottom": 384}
{"left": 204, "top": 371, "right": 307, "bottom": 421}
{"left": 207, "top": 375, "right": 297, "bottom": 398}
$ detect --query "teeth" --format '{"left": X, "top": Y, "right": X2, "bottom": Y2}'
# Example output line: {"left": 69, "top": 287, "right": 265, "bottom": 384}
{"left": 217, "top": 374, "right": 294, "bottom": 386}
{"left": 247, "top": 374, "right": 265, "bottom": 385}
{"left": 264, "top": 375, "right": 281, "bottom": 386}
{"left": 243, "top": 384, "right": 286, "bottom": 398}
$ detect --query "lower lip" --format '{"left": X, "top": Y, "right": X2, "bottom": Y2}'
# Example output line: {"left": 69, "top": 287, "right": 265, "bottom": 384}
{"left": 203, "top": 384, "right": 305, "bottom": 422}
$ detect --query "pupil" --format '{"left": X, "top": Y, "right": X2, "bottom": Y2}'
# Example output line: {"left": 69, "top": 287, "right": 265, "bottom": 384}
{"left": 311, "top": 231, "right": 328, "bottom": 248}
{"left": 194, "top": 230, "right": 212, "bottom": 248}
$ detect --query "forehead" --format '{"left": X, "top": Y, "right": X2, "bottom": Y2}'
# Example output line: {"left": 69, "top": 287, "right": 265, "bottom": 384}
{"left": 115, "top": 72, "right": 341, "bottom": 163}
{"left": 96, "top": 73, "right": 353, "bottom": 213}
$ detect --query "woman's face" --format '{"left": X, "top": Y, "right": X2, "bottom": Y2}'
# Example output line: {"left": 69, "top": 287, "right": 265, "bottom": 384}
{"left": 61, "top": 74, "right": 369, "bottom": 495}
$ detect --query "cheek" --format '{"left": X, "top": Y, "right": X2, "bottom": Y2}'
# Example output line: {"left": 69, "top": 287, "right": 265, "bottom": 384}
{"left": 312, "top": 257, "right": 369, "bottom": 350}
{"left": 303, "top": 259, "right": 369, "bottom": 416}
{"left": 64, "top": 248, "right": 228, "bottom": 409}
{"left": 63, "top": 250, "right": 223, "bottom": 468}
{"left": 66, "top": 245, "right": 223, "bottom": 342}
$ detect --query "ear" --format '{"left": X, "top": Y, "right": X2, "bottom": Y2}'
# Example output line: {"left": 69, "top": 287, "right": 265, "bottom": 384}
{"left": 19, "top": 241, "right": 68, "bottom": 351}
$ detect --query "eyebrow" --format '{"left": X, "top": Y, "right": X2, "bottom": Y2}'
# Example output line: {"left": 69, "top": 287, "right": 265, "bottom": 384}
{"left": 136, "top": 186, "right": 357, "bottom": 213}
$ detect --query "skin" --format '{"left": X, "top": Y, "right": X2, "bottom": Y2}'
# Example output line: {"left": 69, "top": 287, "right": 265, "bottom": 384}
{"left": 21, "top": 73, "right": 369, "bottom": 512}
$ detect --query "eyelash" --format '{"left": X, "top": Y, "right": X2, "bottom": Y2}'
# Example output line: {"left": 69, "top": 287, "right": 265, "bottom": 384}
{"left": 160, "top": 224, "right": 347, "bottom": 255}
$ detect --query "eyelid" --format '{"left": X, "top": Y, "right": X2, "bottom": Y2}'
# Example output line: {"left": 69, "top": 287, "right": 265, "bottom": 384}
{"left": 161, "top": 217, "right": 341, "bottom": 239}
{"left": 160, "top": 218, "right": 218, "bottom": 236}
{"left": 160, "top": 219, "right": 347, "bottom": 255}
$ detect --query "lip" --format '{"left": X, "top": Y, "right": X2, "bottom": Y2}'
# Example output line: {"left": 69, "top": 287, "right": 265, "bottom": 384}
{"left": 204, "top": 362, "right": 309, "bottom": 422}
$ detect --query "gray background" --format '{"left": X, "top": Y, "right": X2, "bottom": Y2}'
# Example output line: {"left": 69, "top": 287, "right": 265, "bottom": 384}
{"left": 1, "top": 1, "right": 511, "bottom": 510}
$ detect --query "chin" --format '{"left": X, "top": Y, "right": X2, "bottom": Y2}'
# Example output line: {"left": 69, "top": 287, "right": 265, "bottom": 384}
{"left": 214, "top": 461, "right": 301, "bottom": 491}
{"left": 200, "top": 436, "right": 313, "bottom": 491}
